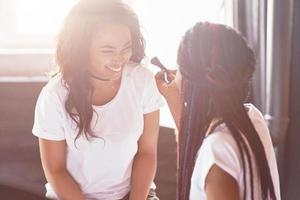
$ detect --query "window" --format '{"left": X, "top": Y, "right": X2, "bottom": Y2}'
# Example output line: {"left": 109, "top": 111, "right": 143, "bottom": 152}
{"left": 0, "top": 0, "right": 77, "bottom": 49}
{"left": 0, "top": 0, "right": 78, "bottom": 76}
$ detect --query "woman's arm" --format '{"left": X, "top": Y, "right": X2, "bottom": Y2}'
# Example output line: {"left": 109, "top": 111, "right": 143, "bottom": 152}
{"left": 205, "top": 164, "right": 239, "bottom": 200}
{"left": 129, "top": 110, "right": 160, "bottom": 200}
{"left": 39, "top": 139, "right": 85, "bottom": 200}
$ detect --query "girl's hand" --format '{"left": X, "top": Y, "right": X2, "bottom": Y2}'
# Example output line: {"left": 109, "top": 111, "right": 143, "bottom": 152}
{"left": 155, "top": 70, "right": 178, "bottom": 98}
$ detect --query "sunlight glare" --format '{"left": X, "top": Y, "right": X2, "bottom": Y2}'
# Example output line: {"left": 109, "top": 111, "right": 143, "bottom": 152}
{"left": 16, "top": 0, "right": 77, "bottom": 35}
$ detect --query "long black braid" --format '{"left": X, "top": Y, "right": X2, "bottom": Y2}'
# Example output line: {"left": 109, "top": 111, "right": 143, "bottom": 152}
{"left": 177, "top": 22, "right": 276, "bottom": 200}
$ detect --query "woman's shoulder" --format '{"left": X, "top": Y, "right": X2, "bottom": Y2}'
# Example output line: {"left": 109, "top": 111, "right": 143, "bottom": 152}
{"left": 40, "top": 73, "right": 68, "bottom": 101}
{"left": 125, "top": 61, "right": 154, "bottom": 80}
{"left": 124, "top": 61, "right": 156, "bottom": 92}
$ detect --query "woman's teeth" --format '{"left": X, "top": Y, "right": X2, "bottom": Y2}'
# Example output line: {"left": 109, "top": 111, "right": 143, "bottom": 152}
{"left": 105, "top": 65, "right": 122, "bottom": 72}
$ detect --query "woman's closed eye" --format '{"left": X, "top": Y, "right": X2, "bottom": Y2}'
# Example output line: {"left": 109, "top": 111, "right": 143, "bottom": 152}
{"left": 121, "top": 46, "right": 132, "bottom": 53}
{"left": 99, "top": 46, "right": 131, "bottom": 55}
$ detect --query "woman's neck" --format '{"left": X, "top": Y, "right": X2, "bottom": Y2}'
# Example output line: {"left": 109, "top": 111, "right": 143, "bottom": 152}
{"left": 90, "top": 77, "right": 122, "bottom": 106}
{"left": 90, "top": 74, "right": 121, "bottom": 89}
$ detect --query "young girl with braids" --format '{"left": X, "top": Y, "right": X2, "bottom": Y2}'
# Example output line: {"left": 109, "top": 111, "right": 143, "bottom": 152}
{"left": 155, "top": 22, "right": 280, "bottom": 200}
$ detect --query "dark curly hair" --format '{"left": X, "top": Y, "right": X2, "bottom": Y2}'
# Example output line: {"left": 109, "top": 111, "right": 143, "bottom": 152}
{"left": 55, "top": 0, "right": 145, "bottom": 141}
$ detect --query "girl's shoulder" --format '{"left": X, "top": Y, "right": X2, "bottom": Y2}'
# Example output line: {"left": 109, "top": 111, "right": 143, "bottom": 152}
{"left": 244, "top": 103, "right": 265, "bottom": 122}
{"left": 206, "top": 103, "right": 267, "bottom": 144}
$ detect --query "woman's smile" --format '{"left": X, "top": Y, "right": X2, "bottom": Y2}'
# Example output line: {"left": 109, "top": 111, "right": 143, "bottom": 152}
{"left": 105, "top": 65, "right": 123, "bottom": 72}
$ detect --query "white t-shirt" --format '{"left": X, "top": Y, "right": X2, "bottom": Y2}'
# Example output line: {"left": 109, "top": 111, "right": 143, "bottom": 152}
{"left": 32, "top": 62, "right": 164, "bottom": 200}
{"left": 189, "top": 104, "right": 281, "bottom": 200}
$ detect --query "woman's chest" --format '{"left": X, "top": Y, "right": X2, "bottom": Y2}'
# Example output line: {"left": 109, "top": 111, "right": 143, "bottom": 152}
{"left": 64, "top": 96, "right": 144, "bottom": 151}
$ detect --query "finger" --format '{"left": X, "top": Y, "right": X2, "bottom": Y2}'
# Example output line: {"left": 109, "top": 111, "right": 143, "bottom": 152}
{"left": 155, "top": 70, "right": 166, "bottom": 80}
{"left": 167, "top": 69, "right": 177, "bottom": 74}
{"left": 167, "top": 73, "right": 175, "bottom": 81}
{"left": 166, "top": 70, "right": 177, "bottom": 81}
{"left": 155, "top": 72, "right": 166, "bottom": 85}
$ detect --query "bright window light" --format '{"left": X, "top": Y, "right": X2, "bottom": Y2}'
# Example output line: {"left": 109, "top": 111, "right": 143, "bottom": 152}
{"left": 129, "top": 0, "right": 229, "bottom": 68}
{"left": 128, "top": 0, "right": 231, "bottom": 128}
{"left": 15, "top": 0, "right": 77, "bottom": 35}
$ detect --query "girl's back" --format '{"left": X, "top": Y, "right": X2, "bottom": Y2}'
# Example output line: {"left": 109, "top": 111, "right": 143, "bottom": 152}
{"left": 190, "top": 104, "right": 281, "bottom": 200}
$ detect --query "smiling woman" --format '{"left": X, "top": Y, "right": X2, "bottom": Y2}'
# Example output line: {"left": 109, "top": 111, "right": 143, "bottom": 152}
{"left": 32, "top": 0, "right": 164, "bottom": 200}
{"left": 89, "top": 23, "right": 133, "bottom": 82}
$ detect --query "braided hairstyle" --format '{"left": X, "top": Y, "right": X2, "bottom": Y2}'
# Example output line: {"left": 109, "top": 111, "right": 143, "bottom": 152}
{"left": 177, "top": 22, "right": 276, "bottom": 200}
